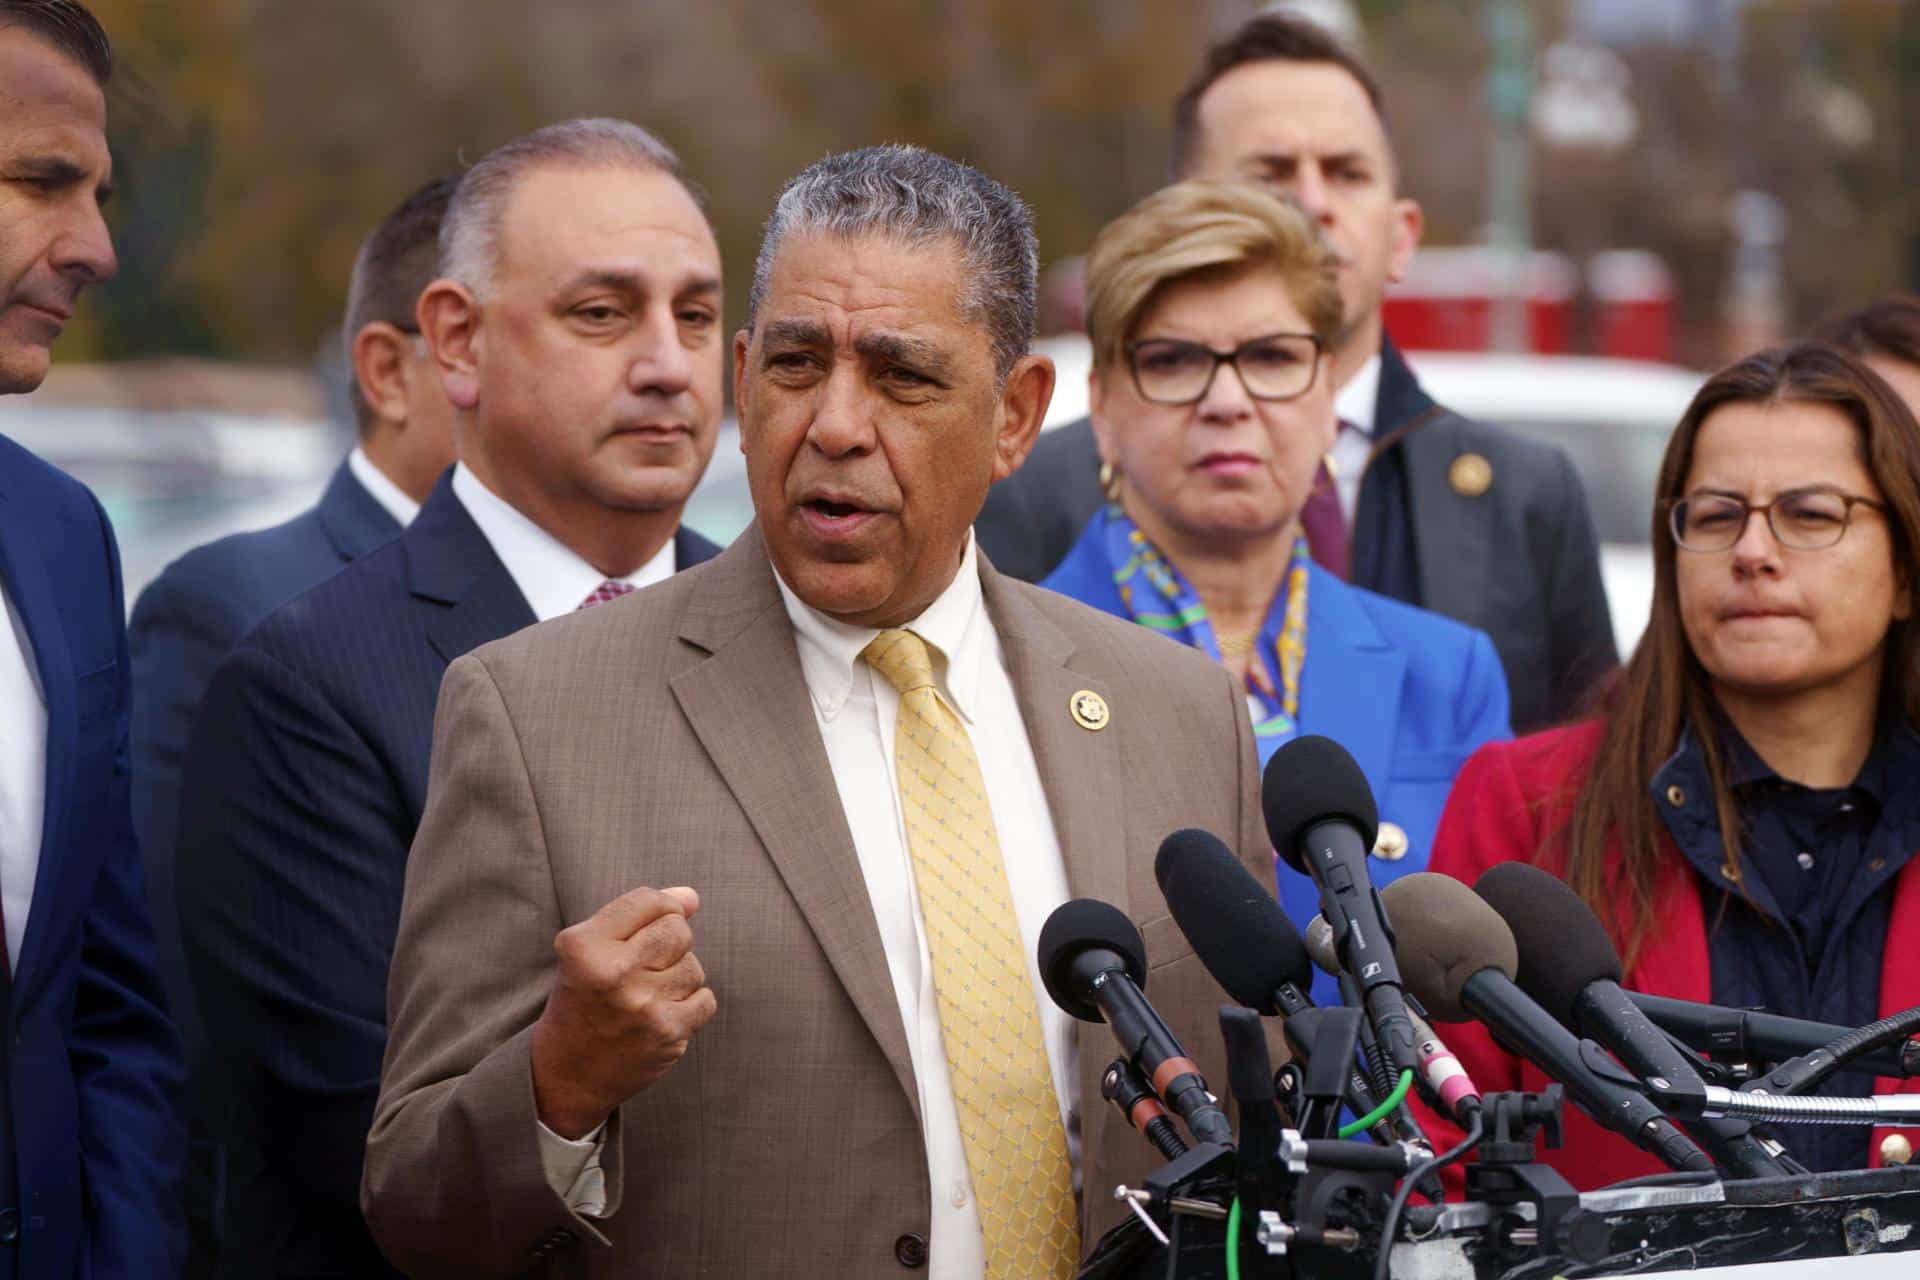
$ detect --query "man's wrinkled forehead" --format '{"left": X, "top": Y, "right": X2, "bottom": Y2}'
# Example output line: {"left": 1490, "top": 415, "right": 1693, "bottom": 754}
{"left": 496, "top": 163, "right": 717, "bottom": 288}
{"left": 1194, "top": 59, "right": 1396, "bottom": 180}
{"left": 0, "top": 25, "right": 109, "bottom": 170}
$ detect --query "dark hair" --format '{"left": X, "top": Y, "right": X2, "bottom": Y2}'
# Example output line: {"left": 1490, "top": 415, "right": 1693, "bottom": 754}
{"left": 1813, "top": 294, "right": 1920, "bottom": 373}
{"left": 0, "top": 0, "right": 110, "bottom": 84}
{"left": 1565, "top": 344, "right": 1920, "bottom": 962}
{"left": 344, "top": 175, "right": 456, "bottom": 429}
{"left": 1169, "top": 13, "right": 1386, "bottom": 180}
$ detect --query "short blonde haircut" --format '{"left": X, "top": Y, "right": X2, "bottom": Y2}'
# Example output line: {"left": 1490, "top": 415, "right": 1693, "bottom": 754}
{"left": 1084, "top": 181, "right": 1343, "bottom": 374}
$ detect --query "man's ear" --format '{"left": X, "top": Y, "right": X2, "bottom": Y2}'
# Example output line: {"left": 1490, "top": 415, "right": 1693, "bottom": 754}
{"left": 732, "top": 327, "right": 753, "bottom": 455}
{"left": 416, "top": 280, "right": 481, "bottom": 411}
{"left": 350, "top": 322, "right": 413, "bottom": 427}
{"left": 1386, "top": 197, "right": 1424, "bottom": 285}
{"left": 990, "top": 353, "right": 1056, "bottom": 483}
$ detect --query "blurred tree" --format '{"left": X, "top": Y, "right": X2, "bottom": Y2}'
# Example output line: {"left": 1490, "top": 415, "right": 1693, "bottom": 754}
{"left": 49, "top": 0, "right": 1920, "bottom": 371}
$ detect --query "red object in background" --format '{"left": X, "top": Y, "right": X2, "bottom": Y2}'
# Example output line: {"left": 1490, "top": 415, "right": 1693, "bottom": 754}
{"left": 1589, "top": 250, "right": 1675, "bottom": 362}
{"left": 1384, "top": 246, "right": 1673, "bottom": 362}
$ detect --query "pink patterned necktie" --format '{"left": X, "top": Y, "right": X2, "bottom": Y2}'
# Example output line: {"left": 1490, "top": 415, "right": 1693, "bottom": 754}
{"left": 576, "top": 580, "right": 636, "bottom": 611}
{"left": 1299, "top": 440, "right": 1350, "bottom": 581}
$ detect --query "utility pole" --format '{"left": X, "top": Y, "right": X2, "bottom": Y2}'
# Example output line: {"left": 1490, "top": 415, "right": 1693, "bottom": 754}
{"left": 1486, "top": 0, "right": 1535, "bottom": 353}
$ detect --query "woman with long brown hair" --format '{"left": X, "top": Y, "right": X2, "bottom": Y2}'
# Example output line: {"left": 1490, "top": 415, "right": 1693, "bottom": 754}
{"left": 1418, "top": 342, "right": 1920, "bottom": 1186}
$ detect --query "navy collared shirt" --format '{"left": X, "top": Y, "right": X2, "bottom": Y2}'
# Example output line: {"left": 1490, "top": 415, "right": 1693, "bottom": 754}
{"left": 1651, "top": 720, "right": 1920, "bottom": 1173}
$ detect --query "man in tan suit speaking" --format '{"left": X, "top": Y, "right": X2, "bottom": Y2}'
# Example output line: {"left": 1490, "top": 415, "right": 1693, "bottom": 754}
{"left": 364, "top": 144, "right": 1274, "bottom": 1279}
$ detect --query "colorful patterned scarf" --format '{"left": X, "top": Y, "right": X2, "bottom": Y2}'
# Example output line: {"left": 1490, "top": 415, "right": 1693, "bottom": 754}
{"left": 1097, "top": 504, "right": 1309, "bottom": 759}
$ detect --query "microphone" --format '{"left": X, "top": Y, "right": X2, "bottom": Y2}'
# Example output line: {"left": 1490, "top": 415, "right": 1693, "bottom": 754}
{"left": 1383, "top": 873, "right": 1714, "bottom": 1174}
{"left": 1153, "top": 830, "right": 1391, "bottom": 1129}
{"left": 1628, "top": 993, "right": 1920, "bottom": 1081}
{"left": 1475, "top": 864, "right": 1793, "bottom": 1179}
{"left": 1307, "top": 915, "right": 1482, "bottom": 1123}
{"left": 1037, "top": 898, "right": 1234, "bottom": 1147}
{"left": 1263, "top": 736, "right": 1419, "bottom": 1078}
{"left": 1153, "top": 828, "right": 1315, "bottom": 1017}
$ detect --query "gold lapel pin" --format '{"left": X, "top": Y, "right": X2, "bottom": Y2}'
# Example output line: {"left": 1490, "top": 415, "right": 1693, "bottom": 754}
{"left": 1371, "top": 821, "right": 1410, "bottom": 861}
{"left": 1449, "top": 452, "right": 1493, "bottom": 498}
{"left": 1069, "top": 689, "right": 1110, "bottom": 732}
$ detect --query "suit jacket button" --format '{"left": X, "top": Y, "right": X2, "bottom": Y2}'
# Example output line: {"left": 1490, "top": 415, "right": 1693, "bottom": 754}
{"left": 894, "top": 1232, "right": 928, "bottom": 1268}
{"left": 0, "top": 1207, "right": 19, "bottom": 1243}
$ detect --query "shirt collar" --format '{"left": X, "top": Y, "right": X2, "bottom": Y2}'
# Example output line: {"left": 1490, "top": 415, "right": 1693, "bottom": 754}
{"left": 450, "top": 462, "right": 676, "bottom": 622}
{"left": 774, "top": 534, "right": 989, "bottom": 724}
{"left": 1333, "top": 351, "right": 1383, "bottom": 436}
{"left": 347, "top": 444, "right": 422, "bottom": 526}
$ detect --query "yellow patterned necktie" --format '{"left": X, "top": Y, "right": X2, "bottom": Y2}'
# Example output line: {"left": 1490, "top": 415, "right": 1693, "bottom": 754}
{"left": 862, "top": 628, "right": 1080, "bottom": 1279}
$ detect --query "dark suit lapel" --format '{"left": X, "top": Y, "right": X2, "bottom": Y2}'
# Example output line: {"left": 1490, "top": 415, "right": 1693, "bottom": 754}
{"left": 401, "top": 478, "right": 537, "bottom": 666}
{"left": 1402, "top": 417, "right": 1496, "bottom": 632}
{"left": 668, "top": 534, "right": 918, "bottom": 1116}
{"left": 0, "top": 479, "right": 78, "bottom": 993}
{"left": 979, "top": 561, "right": 1128, "bottom": 918}
{"left": 314, "top": 457, "right": 406, "bottom": 564}
{"left": 1372, "top": 340, "right": 1497, "bottom": 630}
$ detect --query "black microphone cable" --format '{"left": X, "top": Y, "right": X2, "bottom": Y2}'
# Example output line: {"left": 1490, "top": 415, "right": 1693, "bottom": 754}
{"left": 1372, "top": 1112, "right": 1484, "bottom": 1280}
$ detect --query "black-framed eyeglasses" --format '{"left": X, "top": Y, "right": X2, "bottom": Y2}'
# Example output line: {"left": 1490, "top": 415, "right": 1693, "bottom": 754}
{"left": 1665, "top": 487, "right": 1889, "bottom": 552}
{"left": 1125, "top": 331, "right": 1322, "bottom": 406}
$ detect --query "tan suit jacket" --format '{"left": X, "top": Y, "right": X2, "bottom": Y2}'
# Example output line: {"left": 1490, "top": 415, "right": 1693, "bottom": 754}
{"left": 363, "top": 532, "right": 1273, "bottom": 1278}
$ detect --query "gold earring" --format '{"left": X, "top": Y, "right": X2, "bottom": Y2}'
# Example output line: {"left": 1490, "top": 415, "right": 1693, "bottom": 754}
{"left": 1099, "top": 460, "right": 1123, "bottom": 503}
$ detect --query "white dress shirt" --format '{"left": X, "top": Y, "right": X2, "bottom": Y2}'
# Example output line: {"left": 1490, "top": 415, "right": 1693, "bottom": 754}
{"left": 1329, "top": 351, "right": 1382, "bottom": 524}
{"left": 0, "top": 576, "right": 47, "bottom": 973}
{"left": 450, "top": 463, "right": 675, "bottom": 622}
{"left": 538, "top": 537, "right": 1080, "bottom": 1277}
{"left": 346, "top": 444, "right": 423, "bottom": 528}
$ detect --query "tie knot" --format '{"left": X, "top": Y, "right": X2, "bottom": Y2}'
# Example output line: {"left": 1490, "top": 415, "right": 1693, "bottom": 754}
{"left": 862, "top": 628, "right": 938, "bottom": 694}
{"left": 577, "top": 580, "right": 636, "bottom": 611}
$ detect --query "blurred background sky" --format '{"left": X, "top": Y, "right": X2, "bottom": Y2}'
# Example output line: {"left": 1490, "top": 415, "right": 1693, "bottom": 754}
{"left": 7, "top": 0, "right": 1918, "bottom": 643}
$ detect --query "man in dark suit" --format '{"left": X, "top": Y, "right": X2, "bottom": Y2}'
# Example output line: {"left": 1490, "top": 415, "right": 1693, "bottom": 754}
{"left": 976, "top": 14, "right": 1616, "bottom": 730}
{"left": 126, "top": 173, "right": 455, "bottom": 1277}
{"left": 0, "top": 4, "right": 186, "bottom": 1276}
{"left": 174, "top": 118, "right": 725, "bottom": 1279}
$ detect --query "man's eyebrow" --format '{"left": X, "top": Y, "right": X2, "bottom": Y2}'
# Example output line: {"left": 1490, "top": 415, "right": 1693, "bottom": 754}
{"left": 555, "top": 268, "right": 722, "bottom": 297}
{"left": 855, "top": 331, "right": 952, "bottom": 377}
{"left": 760, "top": 317, "right": 830, "bottom": 348}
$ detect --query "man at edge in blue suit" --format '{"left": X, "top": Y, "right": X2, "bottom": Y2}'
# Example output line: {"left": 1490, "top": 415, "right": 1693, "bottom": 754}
{"left": 127, "top": 174, "right": 457, "bottom": 1277}
{"left": 0, "top": 2, "right": 187, "bottom": 1276}
{"left": 173, "top": 119, "right": 726, "bottom": 1278}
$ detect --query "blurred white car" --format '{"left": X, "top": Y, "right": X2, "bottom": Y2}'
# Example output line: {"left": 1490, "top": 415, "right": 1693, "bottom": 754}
{"left": 1031, "top": 335, "right": 1704, "bottom": 656}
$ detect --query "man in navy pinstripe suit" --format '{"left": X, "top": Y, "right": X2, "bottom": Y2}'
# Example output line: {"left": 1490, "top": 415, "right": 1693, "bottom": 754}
{"left": 127, "top": 174, "right": 457, "bottom": 1278}
{"left": 172, "top": 119, "right": 724, "bottom": 1278}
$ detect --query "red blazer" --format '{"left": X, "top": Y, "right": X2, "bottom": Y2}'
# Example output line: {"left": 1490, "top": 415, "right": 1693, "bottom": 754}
{"left": 1414, "top": 720, "right": 1920, "bottom": 1189}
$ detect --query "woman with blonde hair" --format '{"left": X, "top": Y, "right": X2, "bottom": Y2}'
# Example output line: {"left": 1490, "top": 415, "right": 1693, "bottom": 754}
{"left": 1041, "top": 181, "right": 1510, "bottom": 990}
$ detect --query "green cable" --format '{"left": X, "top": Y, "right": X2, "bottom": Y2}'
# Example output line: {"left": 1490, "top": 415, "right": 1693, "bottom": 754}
{"left": 1226, "top": 1195, "right": 1243, "bottom": 1280}
{"left": 1337, "top": 1069, "right": 1414, "bottom": 1139}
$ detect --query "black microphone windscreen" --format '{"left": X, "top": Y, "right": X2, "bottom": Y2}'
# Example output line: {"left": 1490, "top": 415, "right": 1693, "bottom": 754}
{"left": 1153, "top": 828, "right": 1311, "bottom": 1011}
{"left": 1474, "top": 862, "right": 1623, "bottom": 1028}
{"left": 1037, "top": 898, "right": 1149, "bottom": 1022}
{"left": 1378, "top": 873, "right": 1517, "bottom": 1022}
{"left": 1262, "top": 735, "right": 1379, "bottom": 873}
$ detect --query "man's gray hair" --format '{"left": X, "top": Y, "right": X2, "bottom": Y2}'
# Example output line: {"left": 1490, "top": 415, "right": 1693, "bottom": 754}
{"left": 440, "top": 118, "right": 689, "bottom": 297}
{"left": 747, "top": 145, "right": 1039, "bottom": 378}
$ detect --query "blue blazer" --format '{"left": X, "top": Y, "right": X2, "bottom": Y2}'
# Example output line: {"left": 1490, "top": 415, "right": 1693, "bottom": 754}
{"left": 1041, "top": 531, "right": 1511, "bottom": 1004}
{"left": 173, "top": 477, "right": 720, "bottom": 1278}
{"left": 0, "top": 435, "right": 185, "bottom": 1280}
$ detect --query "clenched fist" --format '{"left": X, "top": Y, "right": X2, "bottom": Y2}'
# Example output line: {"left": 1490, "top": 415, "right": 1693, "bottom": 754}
{"left": 530, "top": 885, "right": 718, "bottom": 1138}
